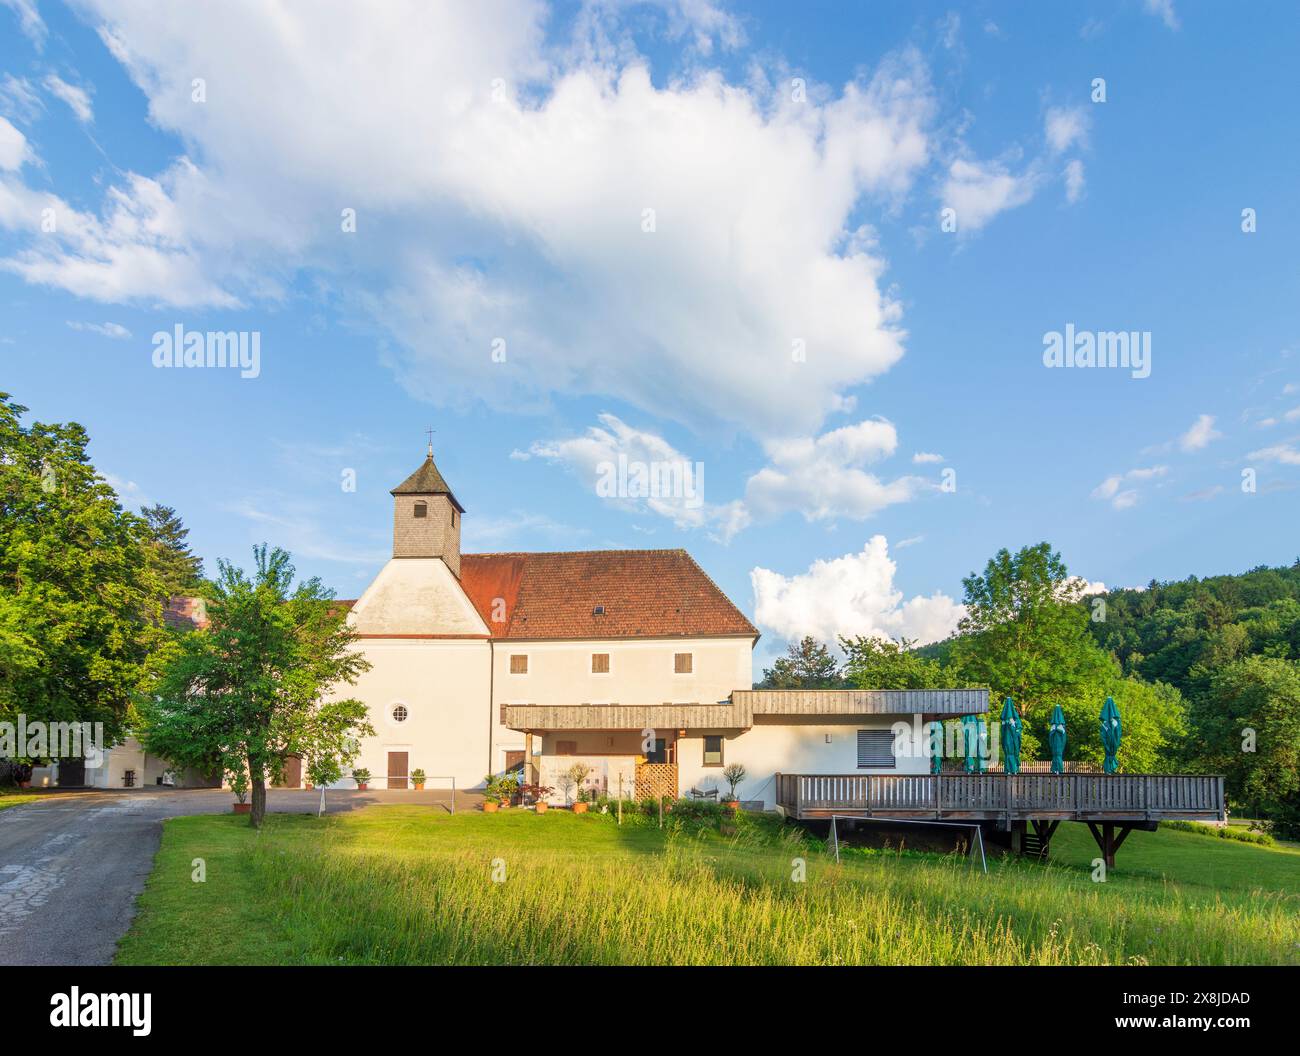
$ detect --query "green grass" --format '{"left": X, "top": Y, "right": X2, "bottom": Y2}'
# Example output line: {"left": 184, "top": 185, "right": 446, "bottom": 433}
{"left": 117, "top": 806, "right": 1300, "bottom": 966}
{"left": 0, "top": 790, "right": 40, "bottom": 811}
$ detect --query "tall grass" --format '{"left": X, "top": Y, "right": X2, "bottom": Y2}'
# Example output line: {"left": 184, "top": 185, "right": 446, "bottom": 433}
{"left": 247, "top": 820, "right": 1300, "bottom": 965}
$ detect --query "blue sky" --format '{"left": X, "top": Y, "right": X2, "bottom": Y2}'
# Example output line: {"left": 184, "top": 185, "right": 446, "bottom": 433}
{"left": 2, "top": 0, "right": 1298, "bottom": 676}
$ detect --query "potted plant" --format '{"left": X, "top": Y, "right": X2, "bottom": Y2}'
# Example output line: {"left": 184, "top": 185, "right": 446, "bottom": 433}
{"left": 721, "top": 763, "right": 746, "bottom": 811}
{"left": 230, "top": 767, "right": 251, "bottom": 814}
{"left": 482, "top": 774, "right": 500, "bottom": 812}
{"left": 352, "top": 767, "right": 371, "bottom": 791}
{"left": 563, "top": 763, "right": 592, "bottom": 812}
{"left": 525, "top": 784, "right": 554, "bottom": 813}
{"left": 411, "top": 768, "right": 426, "bottom": 791}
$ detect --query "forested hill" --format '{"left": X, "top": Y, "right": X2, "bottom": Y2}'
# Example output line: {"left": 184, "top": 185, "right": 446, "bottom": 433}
{"left": 1087, "top": 561, "right": 1300, "bottom": 699}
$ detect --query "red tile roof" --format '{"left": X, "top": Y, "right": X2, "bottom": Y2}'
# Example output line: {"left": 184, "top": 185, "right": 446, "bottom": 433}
{"left": 459, "top": 550, "right": 758, "bottom": 641}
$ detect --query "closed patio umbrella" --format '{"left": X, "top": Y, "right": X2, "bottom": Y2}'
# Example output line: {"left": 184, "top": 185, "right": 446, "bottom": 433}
{"left": 1100, "top": 696, "right": 1123, "bottom": 773}
{"left": 999, "top": 697, "right": 1022, "bottom": 774}
{"left": 1048, "top": 704, "right": 1067, "bottom": 774}
{"left": 962, "top": 715, "right": 979, "bottom": 773}
{"left": 976, "top": 717, "right": 990, "bottom": 773}
{"left": 928, "top": 720, "right": 944, "bottom": 774}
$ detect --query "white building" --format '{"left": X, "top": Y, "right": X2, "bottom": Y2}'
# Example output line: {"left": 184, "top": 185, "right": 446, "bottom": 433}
{"left": 332, "top": 449, "right": 985, "bottom": 807}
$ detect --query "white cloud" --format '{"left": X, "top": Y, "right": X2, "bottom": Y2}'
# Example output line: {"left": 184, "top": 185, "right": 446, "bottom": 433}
{"left": 0, "top": 76, "right": 43, "bottom": 123}
{"left": 43, "top": 75, "right": 94, "bottom": 123}
{"left": 0, "top": 1, "right": 942, "bottom": 440}
{"left": 66, "top": 320, "right": 132, "bottom": 338}
{"left": 1, "top": 0, "right": 45, "bottom": 48}
{"left": 0, "top": 116, "right": 31, "bottom": 171}
{"left": 939, "top": 156, "right": 1037, "bottom": 233}
{"left": 1178, "top": 413, "right": 1221, "bottom": 452}
{"left": 912, "top": 451, "right": 943, "bottom": 464}
{"left": 1045, "top": 106, "right": 1089, "bottom": 153}
{"left": 524, "top": 413, "right": 748, "bottom": 541}
{"left": 1091, "top": 465, "right": 1168, "bottom": 509}
{"left": 744, "top": 419, "right": 929, "bottom": 522}
{"left": 1143, "top": 0, "right": 1180, "bottom": 31}
{"left": 1246, "top": 443, "right": 1300, "bottom": 466}
{"left": 751, "top": 535, "right": 964, "bottom": 647}
{"left": 1063, "top": 158, "right": 1085, "bottom": 203}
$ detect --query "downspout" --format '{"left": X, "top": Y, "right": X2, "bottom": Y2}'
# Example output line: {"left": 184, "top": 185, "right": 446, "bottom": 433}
{"left": 487, "top": 638, "right": 496, "bottom": 779}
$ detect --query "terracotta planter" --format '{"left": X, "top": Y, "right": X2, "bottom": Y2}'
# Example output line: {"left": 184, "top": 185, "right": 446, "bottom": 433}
{"left": 534, "top": 801, "right": 548, "bottom": 814}
{"left": 724, "top": 799, "right": 740, "bottom": 812}
{"left": 356, "top": 782, "right": 368, "bottom": 791}
{"left": 233, "top": 802, "right": 251, "bottom": 814}
{"left": 305, "top": 783, "right": 314, "bottom": 791}
{"left": 572, "top": 801, "right": 588, "bottom": 814}
{"left": 483, "top": 800, "right": 499, "bottom": 813}
{"left": 413, "top": 782, "right": 425, "bottom": 791}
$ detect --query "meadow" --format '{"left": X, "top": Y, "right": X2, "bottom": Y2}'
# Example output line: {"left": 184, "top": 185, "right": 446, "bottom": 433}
{"left": 116, "top": 805, "right": 1300, "bottom": 966}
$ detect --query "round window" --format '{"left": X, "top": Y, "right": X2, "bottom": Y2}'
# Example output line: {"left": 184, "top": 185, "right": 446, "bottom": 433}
{"left": 392, "top": 704, "right": 408, "bottom": 723}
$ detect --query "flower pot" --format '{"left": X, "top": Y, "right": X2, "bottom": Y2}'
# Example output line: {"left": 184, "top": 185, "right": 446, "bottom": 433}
{"left": 233, "top": 802, "right": 251, "bottom": 814}
{"left": 356, "top": 782, "right": 368, "bottom": 791}
{"left": 572, "top": 801, "right": 588, "bottom": 814}
{"left": 724, "top": 799, "right": 740, "bottom": 812}
{"left": 304, "top": 783, "right": 313, "bottom": 791}
{"left": 534, "top": 801, "right": 548, "bottom": 814}
{"left": 413, "top": 782, "right": 425, "bottom": 791}
{"left": 18, "top": 780, "right": 31, "bottom": 789}
{"left": 483, "top": 800, "right": 499, "bottom": 813}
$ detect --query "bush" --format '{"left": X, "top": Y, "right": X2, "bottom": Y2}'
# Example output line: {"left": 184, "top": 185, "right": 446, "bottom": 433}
{"left": 1163, "top": 820, "right": 1274, "bottom": 846}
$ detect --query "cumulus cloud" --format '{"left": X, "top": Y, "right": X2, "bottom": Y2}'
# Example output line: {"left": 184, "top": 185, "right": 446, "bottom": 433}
{"left": 1178, "top": 413, "right": 1221, "bottom": 452}
{"left": 0, "top": 1, "right": 948, "bottom": 440}
{"left": 0, "top": 116, "right": 31, "bottom": 171}
{"left": 751, "top": 535, "right": 964, "bottom": 647}
{"left": 1045, "top": 106, "right": 1089, "bottom": 154}
{"left": 43, "top": 75, "right": 94, "bottom": 123}
{"left": 1091, "top": 465, "right": 1168, "bottom": 509}
{"left": 939, "top": 156, "right": 1037, "bottom": 233}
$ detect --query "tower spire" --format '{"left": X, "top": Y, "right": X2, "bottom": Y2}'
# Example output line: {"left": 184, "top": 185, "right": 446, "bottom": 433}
{"left": 425, "top": 426, "right": 434, "bottom": 458}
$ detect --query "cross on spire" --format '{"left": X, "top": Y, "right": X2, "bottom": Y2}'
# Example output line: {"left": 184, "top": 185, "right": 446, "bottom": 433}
{"left": 425, "top": 426, "right": 435, "bottom": 457}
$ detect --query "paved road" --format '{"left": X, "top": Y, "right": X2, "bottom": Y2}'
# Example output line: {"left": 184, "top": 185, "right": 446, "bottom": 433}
{"left": 0, "top": 787, "right": 471, "bottom": 966}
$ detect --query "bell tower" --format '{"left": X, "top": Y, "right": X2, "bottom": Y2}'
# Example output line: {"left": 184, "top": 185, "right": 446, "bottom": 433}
{"left": 390, "top": 440, "right": 464, "bottom": 576}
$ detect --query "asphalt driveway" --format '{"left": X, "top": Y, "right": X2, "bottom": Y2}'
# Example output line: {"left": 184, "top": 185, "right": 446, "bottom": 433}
{"left": 0, "top": 786, "right": 472, "bottom": 966}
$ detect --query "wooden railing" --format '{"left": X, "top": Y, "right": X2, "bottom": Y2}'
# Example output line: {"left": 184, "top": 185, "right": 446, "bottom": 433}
{"left": 774, "top": 773, "right": 1225, "bottom": 820}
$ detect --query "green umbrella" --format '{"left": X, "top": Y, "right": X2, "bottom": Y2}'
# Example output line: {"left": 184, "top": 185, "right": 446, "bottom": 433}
{"left": 976, "top": 718, "right": 989, "bottom": 774}
{"left": 1047, "top": 704, "right": 1067, "bottom": 774}
{"left": 928, "top": 720, "right": 944, "bottom": 775}
{"left": 999, "top": 697, "right": 1022, "bottom": 774}
{"left": 962, "top": 715, "right": 979, "bottom": 773}
{"left": 1100, "top": 696, "right": 1123, "bottom": 774}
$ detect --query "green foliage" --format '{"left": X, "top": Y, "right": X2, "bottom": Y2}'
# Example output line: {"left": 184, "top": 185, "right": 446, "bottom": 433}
{"left": 410, "top": 768, "right": 426, "bottom": 783}
{"left": 758, "top": 636, "right": 843, "bottom": 688}
{"left": 1162, "top": 820, "right": 1274, "bottom": 847}
{"left": 841, "top": 635, "right": 944, "bottom": 690}
{"left": 0, "top": 392, "right": 169, "bottom": 748}
{"left": 351, "top": 769, "right": 372, "bottom": 785}
{"left": 140, "top": 544, "right": 374, "bottom": 827}
{"left": 139, "top": 504, "right": 206, "bottom": 596}
{"left": 721, "top": 762, "right": 746, "bottom": 798}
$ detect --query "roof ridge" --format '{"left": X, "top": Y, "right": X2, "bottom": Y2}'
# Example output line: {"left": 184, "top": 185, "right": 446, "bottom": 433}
{"left": 464, "top": 548, "right": 689, "bottom": 558}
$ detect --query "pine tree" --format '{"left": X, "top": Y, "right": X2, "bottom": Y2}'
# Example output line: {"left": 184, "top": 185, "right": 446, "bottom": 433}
{"left": 140, "top": 503, "right": 205, "bottom": 596}
{"left": 758, "top": 636, "right": 842, "bottom": 688}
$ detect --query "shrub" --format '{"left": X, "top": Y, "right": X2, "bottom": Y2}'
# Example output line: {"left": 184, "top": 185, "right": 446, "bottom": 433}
{"left": 1163, "top": 820, "right": 1274, "bottom": 846}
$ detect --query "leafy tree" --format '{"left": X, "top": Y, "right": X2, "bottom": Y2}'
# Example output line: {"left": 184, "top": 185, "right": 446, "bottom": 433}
{"left": 1058, "top": 675, "right": 1186, "bottom": 774}
{"left": 840, "top": 635, "right": 943, "bottom": 690}
{"left": 140, "top": 545, "right": 373, "bottom": 828}
{"left": 140, "top": 503, "right": 205, "bottom": 596}
{"left": 757, "top": 636, "right": 842, "bottom": 689}
{"left": 0, "top": 392, "right": 166, "bottom": 748}
{"left": 951, "top": 543, "right": 1109, "bottom": 719}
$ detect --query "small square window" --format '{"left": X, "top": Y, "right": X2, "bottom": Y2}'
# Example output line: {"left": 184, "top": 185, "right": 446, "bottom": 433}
{"left": 510, "top": 655, "right": 528, "bottom": 675}
{"left": 591, "top": 653, "right": 610, "bottom": 674}
{"left": 673, "top": 652, "right": 693, "bottom": 674}
{"left": 413, "top": 500, "right": 428, "bottom": 519}
{"left": 556, "top": 740, "right": 577, "bottom": 756}
{"left": 703, "top": 735, "right": 723, "bottom": 767}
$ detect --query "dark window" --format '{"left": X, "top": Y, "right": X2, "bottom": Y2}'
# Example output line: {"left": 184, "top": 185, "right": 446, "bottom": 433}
{"left": 674, "top": 652, "right": 693, "bottom": 674}
{"left": 856, "top": 730, "right": 897, "bottom": 769}
{"left": 702, "top": 735, "right": 723, "bottom": 766}
{"left": 645, "top": 738, "right": 668, "bottom": 764}
{"left": 591, "top": 653, "right": 610, "bottom": 673}
{"left": 413, "top": 500, "right": 428, "bottom": 518}
{"left": 556, "top": 740, "right": 577, "bottom": 756}
{"left": 510, "top": 655, "right": 528, "bottom": 674}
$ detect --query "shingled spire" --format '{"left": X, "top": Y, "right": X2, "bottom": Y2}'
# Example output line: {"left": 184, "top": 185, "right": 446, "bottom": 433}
{"left": 390, "top": 447, "right": 464, "bottom": 573}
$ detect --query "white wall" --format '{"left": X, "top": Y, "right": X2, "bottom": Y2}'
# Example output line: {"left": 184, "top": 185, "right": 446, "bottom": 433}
{"left": 678, "top": 715, "right": 931, "bottom": 809}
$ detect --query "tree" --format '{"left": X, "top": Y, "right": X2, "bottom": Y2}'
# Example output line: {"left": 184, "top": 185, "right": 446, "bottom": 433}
{"left": 0, "top": 392, "right": 166, "bottom": 749}
{"left": 840, "top": 635, "right": 943, "bottom": 690}
{"left": 140, "top": 545, "right": 373, "bottom": 828}
{"left": 951, "top": 543, "right": 1108, "bottom": 718}
{"left": 758, "top": 636, "right": 842, "bottom": 689}
{"left": 140, "top": 504, "right": 205, "bottom": 596}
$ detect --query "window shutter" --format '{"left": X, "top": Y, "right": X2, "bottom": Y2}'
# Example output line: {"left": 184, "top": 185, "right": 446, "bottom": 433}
{"left": 674, "top": 652, "right": 693, "bottom": 674}
{"left": 856, "top": 730, "right": 896, "bottom": 769}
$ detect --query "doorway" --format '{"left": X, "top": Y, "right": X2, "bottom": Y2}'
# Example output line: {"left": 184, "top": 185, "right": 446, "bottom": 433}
{"left": 387, "top": 751, "right": 409, "bottom": 790}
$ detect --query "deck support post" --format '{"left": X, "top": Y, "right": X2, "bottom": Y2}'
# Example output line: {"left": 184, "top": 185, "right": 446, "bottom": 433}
{"left": 1086, "top": 821, "right": 1134, "bottom": 868}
